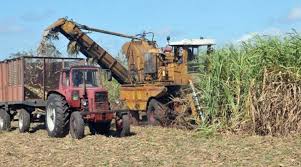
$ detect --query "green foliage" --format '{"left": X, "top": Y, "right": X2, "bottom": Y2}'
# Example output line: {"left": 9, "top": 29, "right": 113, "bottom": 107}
{"left": 197, "top": 31, "right": 301, "bottom": 129}
{"left": 102, "top": 78, "right": 120, "bottom": 103}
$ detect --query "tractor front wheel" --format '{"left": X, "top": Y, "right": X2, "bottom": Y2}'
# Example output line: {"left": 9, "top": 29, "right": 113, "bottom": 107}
{"left": 70, "top": 111, "right": 85, "bottom": 139}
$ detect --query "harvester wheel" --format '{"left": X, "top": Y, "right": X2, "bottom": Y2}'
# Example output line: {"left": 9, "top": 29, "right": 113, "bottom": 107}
{"left": 0, "top": 109, "right": 10, "bottom": 132}
{"left": 116, "top": 114, "right": 130, "bottom": 137}
{"left": 46, "top": 94, "right": 70, "bottom": 138}
{"left": 70, "top": 111, "right": 85, "bottom": 139}
{"left": 18, "top": 109, "right": 31, "bottom": 133}
{"left": 88, "top": 121, "right": 111, "bottom": 135}
{"left": 147, "top": 99, "right": 165, "bottom": 126}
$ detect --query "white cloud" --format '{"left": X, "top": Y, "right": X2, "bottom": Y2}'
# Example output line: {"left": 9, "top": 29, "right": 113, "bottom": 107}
{"left": 287, "top": 7, "right": 301, "bottom": 21}
{"left": 236, "top": 28, "right": 283, "bottom": 43}
{"left": 237, "top": 33, "right": 257, "bottom": 42}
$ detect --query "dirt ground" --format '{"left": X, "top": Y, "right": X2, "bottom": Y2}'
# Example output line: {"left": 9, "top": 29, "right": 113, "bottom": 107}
{"left": 0, "top": 122, "right": 300, "bottom": 167}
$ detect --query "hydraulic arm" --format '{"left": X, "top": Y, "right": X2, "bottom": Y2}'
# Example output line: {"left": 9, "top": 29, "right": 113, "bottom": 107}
{"left": 45, "top": 18, "right": 130, "bottom": 84}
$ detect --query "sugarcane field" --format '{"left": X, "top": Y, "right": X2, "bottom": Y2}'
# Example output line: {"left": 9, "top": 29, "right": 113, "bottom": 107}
{"left": 1, "top": 1, "right": 301, "bottom": 167}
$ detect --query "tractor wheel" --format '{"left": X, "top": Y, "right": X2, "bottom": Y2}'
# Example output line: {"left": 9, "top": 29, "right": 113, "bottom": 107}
{"left": 116, "top": 114, "right": 130, "bottom": 137}
{"left": 88, "top": 121, "right": 111, "bottom": 135}
{"left": 0, "top": 109, "right": 10, "bottom": 132}
{"left": 18, "top": 109, "right": 31, "bottom": 133}
{"left": 147, "top": 99, "right": 166, "bottom": 126}
{"left": 70, "top": 111, "right": 85, "bottom": 139}
{"left": 46, "top": 94, "right": 70, "bottom": 138}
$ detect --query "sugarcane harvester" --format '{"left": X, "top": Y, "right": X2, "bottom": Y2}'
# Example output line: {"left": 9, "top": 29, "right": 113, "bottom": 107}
{"left": 45, "top": 18, "right": 215, "bottom": 126}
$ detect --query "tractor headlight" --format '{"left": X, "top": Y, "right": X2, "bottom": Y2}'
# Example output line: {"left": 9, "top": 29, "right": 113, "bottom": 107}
{"left": 81, "top": 99, "right": 88, "bottom": 106}
{"left": 72, "top": 90, "right": 80, "bottom": 100}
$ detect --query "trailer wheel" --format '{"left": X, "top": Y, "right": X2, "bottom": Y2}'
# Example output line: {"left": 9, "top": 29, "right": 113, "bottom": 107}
{"left": 88, "top": 121, "right": 111, "bottom": 135}
{"left": 18, "top": 109, "right": 31, "bottom": 133}
{"left": 70, "top": 111, "right": 85, "bottom": 139}
{"left": 0, "top": 109, "right": 10, "bottom": 132}
{"left": 116, "top": 114, "right": 130, "bottom": 137}
{"left": 147, "top": 99, "right": 165, "bottom": 126}
{"left": 46, "top": 94, "right": 70, "bottom": 138}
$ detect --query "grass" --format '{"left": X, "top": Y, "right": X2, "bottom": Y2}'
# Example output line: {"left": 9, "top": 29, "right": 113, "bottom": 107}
{"left": 0, "top": 122, "right": 300, "bottom": 167}
{"left": 197, "top": 31, "right": 301, "bottom": 134}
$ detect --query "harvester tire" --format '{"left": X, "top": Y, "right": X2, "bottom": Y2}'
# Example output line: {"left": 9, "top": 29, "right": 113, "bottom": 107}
{"left": 117, "top": 114, "right": 130, "bottom": 137}
{"left": 147, "top": 99, "right": 165, "bottom": 126}
{"left": 70, "top": 111, "right": 85, "bottom": 139}
{"left": 18, "top": 109, "right": 31, "bottom": 133}
{"left": 46, "top": 94, "right": 70, "bottom": 138}
{"left": 0, "top": 109, "right": 10, "bottom": 132}
{"left": 88, "top": 121, "right": 111, "bottom": 135}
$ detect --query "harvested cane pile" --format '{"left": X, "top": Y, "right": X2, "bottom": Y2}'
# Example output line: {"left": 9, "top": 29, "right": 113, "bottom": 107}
{"left": 250, "top": 69, "right": 301, "bottom": 136}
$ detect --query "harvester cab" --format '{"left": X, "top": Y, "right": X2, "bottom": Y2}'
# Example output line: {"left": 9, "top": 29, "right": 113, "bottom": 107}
{"left": 168, "top": 38, "right": 215, "bottom": 73}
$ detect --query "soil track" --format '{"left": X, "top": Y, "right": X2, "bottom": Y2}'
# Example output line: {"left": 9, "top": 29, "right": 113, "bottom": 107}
{"left": 0, "top": 122, "right": 300, "bottom": 167}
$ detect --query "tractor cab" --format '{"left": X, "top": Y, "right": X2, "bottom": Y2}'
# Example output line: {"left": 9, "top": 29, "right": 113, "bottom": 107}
{"left": 58, "top": 65, "right": 111, "bottom": 121}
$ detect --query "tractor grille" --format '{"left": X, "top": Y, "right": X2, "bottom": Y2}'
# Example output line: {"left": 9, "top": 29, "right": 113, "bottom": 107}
{"left": 95, "top": 92, "right": 108, "bottom": 111}
{"left": 95, "top": 92, "right": 107, "bottom": 102}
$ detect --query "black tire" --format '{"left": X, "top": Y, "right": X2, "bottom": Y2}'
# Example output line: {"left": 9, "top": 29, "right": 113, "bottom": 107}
{"left": 18, "top": 109, "right": 31, "bottom": 133}
{"left": 88, "top": 121, "right": 111, "bottom": 135}
{"left": 0, "top": 109, "right": 10, "bottom": 132}
{"left": 147, "top": 99, "right": 165, "bottom": 126}
{"left": 117, "top": 114, "right": 130, "bottom": 137}
{"left": 70, "top": 111, "right": 85, "bottom": 139}
{"left": 46, "top": 94, "right": 70, "bottom": 138}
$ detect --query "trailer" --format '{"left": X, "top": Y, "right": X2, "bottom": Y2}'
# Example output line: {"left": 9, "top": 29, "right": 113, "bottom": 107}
{"left": 0, "top": 56, "right": 130, "bottom": 139}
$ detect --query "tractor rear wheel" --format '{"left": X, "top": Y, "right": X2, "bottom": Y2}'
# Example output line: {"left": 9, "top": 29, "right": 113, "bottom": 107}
{"left": 0, "top": 109, "right": 10, "bottom": 132}
{"left": 18, "top": 109, "right": 31, "bottom": 133}
{"left": 116, "top": 114, "right": 130, "bottom": 137}
{"left": 147, "top": 99, "right": 166, "bottom": 126}
{"left": 70, "top": 111, "right": 85, "bottom": 139}
{"left": 88, "top": 121, "right": 111, "bottom": 135}
{"left": 46, "top": 94, "right": 70, "bottom": 138}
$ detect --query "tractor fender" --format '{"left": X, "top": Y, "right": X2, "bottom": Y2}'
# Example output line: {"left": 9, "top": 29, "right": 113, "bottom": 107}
{"left": 47, "top": 91, "right": 65, "bottom": 100}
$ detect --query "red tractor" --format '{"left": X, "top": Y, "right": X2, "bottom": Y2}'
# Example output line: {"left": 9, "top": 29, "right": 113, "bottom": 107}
{"left": 46, "top": 65, "right": 130, "bottom": 139}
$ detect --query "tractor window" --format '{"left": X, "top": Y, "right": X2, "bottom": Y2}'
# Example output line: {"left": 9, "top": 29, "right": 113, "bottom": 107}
{"left": 62, "top": 71, "right": 70, "bottom": 87}
{"left": 72, "top": 69, "right": 101, "bottom": 87}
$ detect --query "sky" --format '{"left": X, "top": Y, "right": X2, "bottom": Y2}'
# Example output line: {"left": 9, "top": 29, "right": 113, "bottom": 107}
{"left": 0, "top": 0, "right": 301, "bottom": 59}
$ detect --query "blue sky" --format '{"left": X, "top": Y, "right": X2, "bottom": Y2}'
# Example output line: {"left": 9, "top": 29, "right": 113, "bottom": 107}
{"left": 1, "top": 0, "right": 301, "bottom": 59}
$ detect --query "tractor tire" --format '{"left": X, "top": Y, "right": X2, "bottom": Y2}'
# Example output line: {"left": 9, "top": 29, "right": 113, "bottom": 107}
{"left": 0, "top": 109, "right": 10, "bottom": 132}
{"left": 46, "top": 94, "right": 70, "bottom": 138}
{"left": 117, "top": 114, "right": 130, "bottom": 137}
{"left": 70, "top": 111, "right": 85, "bottom": 139}
{"left": 147, "top": 99, "right": 166, "bottom": 126}
{"left": 18, "top": 109, "right": 31, "bottom": 133}
{"left": 88, "top": 121, "right": 111, "bottom": 135}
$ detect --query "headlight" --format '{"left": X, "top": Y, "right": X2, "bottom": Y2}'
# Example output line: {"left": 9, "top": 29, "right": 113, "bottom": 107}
{"left": 72, "top": 90, "right": 79, "bottom": 100}
{"left": 81, "top": 99, "right": 88, "bottom": 106}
